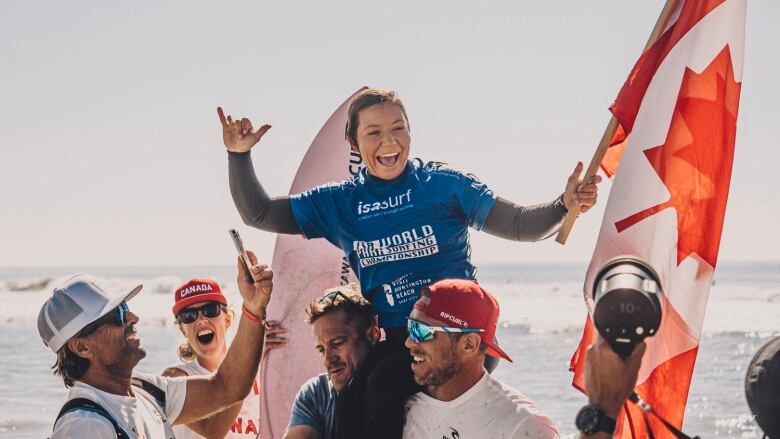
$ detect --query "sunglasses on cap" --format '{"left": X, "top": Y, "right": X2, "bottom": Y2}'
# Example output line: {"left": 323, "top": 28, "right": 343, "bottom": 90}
{"left": 177, "top": 302, "right": 223, "bottom": 324}
{"left": 78, "top": 302, "right": 130, "bottom": 337}
{"left": 318, "top": 290, "right": 363, "bottom": 306}
{"left": 407, "top": 319, "right": 484, "bottom": 344}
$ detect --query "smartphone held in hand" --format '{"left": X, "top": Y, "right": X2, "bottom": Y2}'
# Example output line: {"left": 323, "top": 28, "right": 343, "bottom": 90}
{"left": 229, "top": 228, "right": 257, "bottom": 283}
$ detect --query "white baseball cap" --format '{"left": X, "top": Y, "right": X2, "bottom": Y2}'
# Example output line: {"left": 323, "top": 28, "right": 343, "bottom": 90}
{"left": 37, "top": 274, "right": 143, "bottom": 353}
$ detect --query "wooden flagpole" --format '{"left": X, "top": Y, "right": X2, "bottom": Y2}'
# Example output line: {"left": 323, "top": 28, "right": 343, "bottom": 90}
{"left": 555, "top": 0, "right": 681, "bottom": 245}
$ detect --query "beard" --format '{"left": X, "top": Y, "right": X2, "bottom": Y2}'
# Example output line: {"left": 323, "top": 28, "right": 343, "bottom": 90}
{"left": 104, "top": 328, "right": 147, "bottom": 373}
{"left": 414, "top": 342, "right": 461, "bottom": 387}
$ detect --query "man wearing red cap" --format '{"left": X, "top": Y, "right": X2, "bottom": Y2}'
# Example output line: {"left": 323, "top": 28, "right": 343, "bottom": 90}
{"left": 403, "top": 279, "right": 559, "bottom": 439}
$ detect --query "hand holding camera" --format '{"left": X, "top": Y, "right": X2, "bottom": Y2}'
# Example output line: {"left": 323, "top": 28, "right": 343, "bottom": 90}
{"left": 577, "top": 257, "right": 660, "bottom": 437}
{"left": 579, "top": 257, "right": 701, "bottom": 439}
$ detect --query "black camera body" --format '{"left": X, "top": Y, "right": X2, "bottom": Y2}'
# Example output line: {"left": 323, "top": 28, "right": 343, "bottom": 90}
{"left": 592, "top": 257, "right": 663, "bottom": 357}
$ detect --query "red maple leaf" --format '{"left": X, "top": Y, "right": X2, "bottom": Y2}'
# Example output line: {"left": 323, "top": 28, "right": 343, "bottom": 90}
{"left": 614, "top": 46, "right": 742, "bottom": 268}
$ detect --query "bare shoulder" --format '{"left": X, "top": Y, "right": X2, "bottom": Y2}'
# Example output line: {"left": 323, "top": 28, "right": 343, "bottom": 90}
{"left": 161, "top": 367, "right": 189, "bottom": 378}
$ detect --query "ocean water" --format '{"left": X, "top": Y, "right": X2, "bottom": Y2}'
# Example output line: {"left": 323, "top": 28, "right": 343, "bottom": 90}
{"left": 1, "top": 262, "right": 777, "bottom": 438}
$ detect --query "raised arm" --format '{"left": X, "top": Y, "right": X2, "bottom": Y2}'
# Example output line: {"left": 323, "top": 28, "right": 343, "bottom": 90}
{"left": 483, "top": 162, "right": 601, "bottom": 241}
{"left": 175, "top": 251, "right": 272, "bottom": 425}
{"left": 578, "top": 339, "right": 646, "bottom": 439}
{"left": 483, "top": 196, "right": 567, "bottom": 241}
{"left": 219, "top": 107, "right": 302, "bottom": 235}
{"left": 162, "top": 366, "right": 243, "bottom": 438}
{"left": 163, "top": 319, "right": 287, "bottom": 436}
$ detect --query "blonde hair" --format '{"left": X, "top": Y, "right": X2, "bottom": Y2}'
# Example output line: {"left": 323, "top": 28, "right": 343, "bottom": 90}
{"left": 175, "top": 305, "right": 234, "bottom": 362}
{"left": 304, "top": 283, "right": 375, "bottom": 332}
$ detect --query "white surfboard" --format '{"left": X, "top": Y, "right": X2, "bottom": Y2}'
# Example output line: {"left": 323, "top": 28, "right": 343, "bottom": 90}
{"left": 258, "top": 88, "right": 366, "bottom": 439}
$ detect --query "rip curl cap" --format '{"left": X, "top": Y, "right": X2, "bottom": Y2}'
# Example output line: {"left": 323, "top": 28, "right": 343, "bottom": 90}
{"left": 423, "top": 279, "right": 512, "bottom": 362}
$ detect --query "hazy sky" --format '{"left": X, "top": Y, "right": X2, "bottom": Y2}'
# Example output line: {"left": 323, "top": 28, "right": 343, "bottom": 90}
{"left": 1, "top": 1, "right": 777, "bottom": 267}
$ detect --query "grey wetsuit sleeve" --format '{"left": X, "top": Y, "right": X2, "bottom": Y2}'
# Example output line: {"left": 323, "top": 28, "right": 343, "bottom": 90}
{"left": 482, "top": 195, "right": 568, "bottom": 242}
{"left": 228, "top": 151, "right": 302, "bottom": 235}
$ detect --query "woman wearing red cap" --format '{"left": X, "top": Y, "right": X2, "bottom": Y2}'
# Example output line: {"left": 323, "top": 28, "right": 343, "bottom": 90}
{"left": 220, "top": 88, "right": 600, "bottom": 348}
{"left": 162, "top": 277, "right": 287, "bottom": 438}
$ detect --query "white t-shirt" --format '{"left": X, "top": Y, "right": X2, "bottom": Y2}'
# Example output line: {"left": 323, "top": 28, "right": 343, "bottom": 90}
{"left": 52, "top": 372, "right": 187, "bottom": 439}
{"left": 169, "top": 360, "right": 262, "bottom": 438}
{"left": 403, "top": 371, "right": 560, "bottom": 439}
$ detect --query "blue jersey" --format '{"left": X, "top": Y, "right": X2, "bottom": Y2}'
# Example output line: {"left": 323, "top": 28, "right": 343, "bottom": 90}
{"left": 290, "top": 159, "right": 496, "bottom": 327}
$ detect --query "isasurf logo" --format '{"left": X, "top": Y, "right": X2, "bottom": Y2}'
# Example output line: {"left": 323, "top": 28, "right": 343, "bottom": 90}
{"left": 357, "top": 189, "right": 412, "bottom": 215}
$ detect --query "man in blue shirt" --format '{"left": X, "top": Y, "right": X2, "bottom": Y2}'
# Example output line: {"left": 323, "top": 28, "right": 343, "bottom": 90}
{"left": 287, "top": 374, "right": 335, "bottom": 439}
{"left": 285, "top": 285, "right": 393, "bottom": 439}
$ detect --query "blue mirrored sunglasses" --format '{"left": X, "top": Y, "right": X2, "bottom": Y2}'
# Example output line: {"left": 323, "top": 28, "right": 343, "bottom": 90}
{"left": 407, "top": 319, "right": 484, "bottom": 343}
{"left": 116, "top": 302, "right": 129, "bottom": 325}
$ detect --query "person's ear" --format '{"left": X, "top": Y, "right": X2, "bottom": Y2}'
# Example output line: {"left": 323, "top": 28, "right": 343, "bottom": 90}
{"left": 224, "top": 308, "right": 233, "bottom": 330}
{"left": 350, "top": 139, "right": 361, "bottom": 154}
{"left": 67, "top": 338, "right": 93, "bottom": 359}
{"left": 461, "top": 334, "right": 481, "bottom": 356}
{"left": 366, "top": 325, "right": 381, "bottom": 345}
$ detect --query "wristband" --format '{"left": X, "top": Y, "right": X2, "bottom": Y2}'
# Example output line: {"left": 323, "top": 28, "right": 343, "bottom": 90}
{"left": 242, "top": 304, "right": 268, "bottom": 326}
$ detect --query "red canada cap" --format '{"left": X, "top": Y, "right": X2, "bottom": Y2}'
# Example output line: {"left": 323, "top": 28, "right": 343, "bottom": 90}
{"left": 423, "top": 279, "right": 512, "bottom": 362}
{"left": 172, "top": 278, "right": 227, "bottom": 316}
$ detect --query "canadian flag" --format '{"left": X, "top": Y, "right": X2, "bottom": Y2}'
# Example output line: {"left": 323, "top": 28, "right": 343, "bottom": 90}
{"left": 570, "top": 0, "right": 746, "bottom": 437}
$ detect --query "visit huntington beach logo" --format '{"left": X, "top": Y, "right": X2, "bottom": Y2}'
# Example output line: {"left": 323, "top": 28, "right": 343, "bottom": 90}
{"left": 383, "top": 284, "right": 395, "bottom": 307}
{"left": 356, "top": 189, "right": 413, "bottom": 218}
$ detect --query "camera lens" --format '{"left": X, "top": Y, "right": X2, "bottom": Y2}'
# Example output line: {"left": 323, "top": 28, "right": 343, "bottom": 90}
{"left": 592, "top": 257, "right": 662, "bottom": 357}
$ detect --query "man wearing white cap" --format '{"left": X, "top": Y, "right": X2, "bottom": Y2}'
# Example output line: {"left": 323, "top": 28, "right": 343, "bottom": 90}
{"left": 38, "top": 252, "right": 273, "bottom": 439}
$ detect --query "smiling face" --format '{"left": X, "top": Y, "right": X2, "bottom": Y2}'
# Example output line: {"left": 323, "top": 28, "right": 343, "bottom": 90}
{"left": 353, "top": 102, "right": 411, "bottom": 181}
{"left": 406, "top": 297, "right": 463, "bottom": 388}
{"left": 312, "top": 308, "right": 374, "bottom": 392}
{"left": 178, "top": 301, "right": 231, "bottom": 362}
{"left": 79, "top": 309, "right": 147, "bottom": 372}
